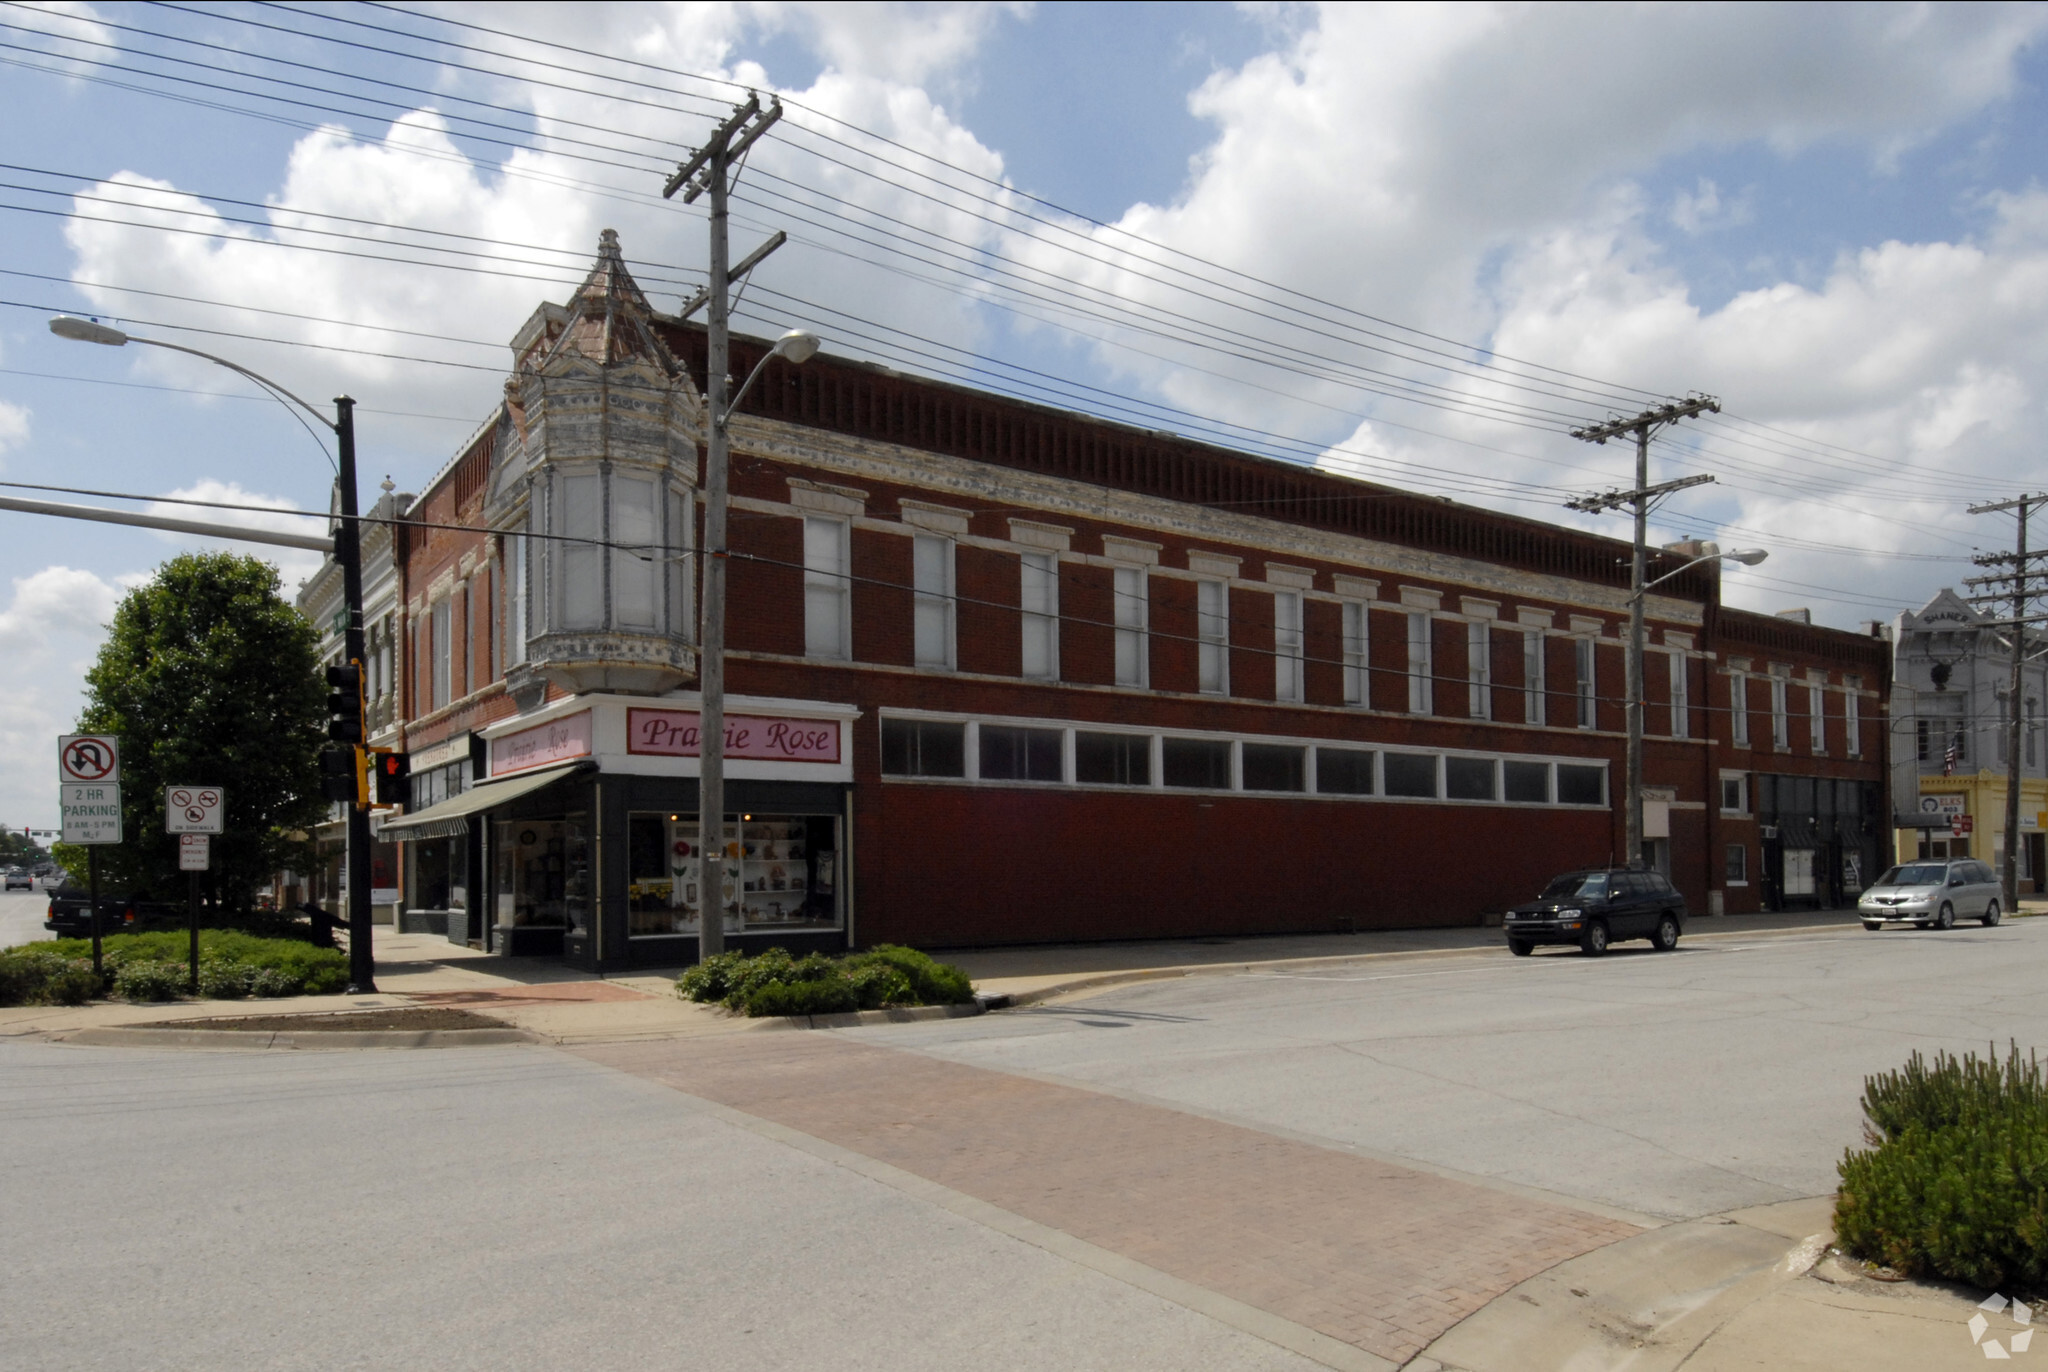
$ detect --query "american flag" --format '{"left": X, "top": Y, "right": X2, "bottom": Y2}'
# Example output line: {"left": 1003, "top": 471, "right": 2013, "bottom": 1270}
{"left": 1944, "top": 732, "right": 1960, "bottom": 776}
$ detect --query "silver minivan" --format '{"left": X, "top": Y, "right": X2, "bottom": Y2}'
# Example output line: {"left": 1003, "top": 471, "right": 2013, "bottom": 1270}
{"left": 1858, "top": 858, "right": 2003, "bottom": 930}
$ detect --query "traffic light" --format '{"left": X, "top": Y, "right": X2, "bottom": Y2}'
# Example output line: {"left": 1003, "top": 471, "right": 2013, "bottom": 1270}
{"left": 371, "top": 749, "right": 410, "bottom": 806}
{"left": 325, "top": 661, "right": 365, "bottom": 745}
{"left": 319, "top": 746, "right": 361, "bottom": 804}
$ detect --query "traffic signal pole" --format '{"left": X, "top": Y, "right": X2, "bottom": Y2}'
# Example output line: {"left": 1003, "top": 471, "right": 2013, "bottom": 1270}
{"left": 334, "top": 397, "right": 376, "bottom": 994}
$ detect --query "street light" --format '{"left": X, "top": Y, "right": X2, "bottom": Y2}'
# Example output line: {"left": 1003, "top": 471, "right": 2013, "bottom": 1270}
{"left": 49, "top": 314, "right": 379, "bottom": 993}
{"left": 697, "top": 326, "right": 821, "bottom": 960}
{"left": 1628, "top": 542, "right": 1768, "bottom": 869}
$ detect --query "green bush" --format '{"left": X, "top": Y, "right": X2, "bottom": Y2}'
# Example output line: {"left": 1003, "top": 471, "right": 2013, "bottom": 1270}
{"left": 745, "top": 977, "right": 859, "bottom": 1017}
{"left": 845, "top": 945, "right": 975, "bottom": 1005}
{"left": 843, "top": 963, "right": 913, "bottom": 1010}
{"left": 197, "top": 959, "right": 254, "bottom": 1000}
{"left": 0, "top": 949, "right": 106, "bottom": 1006}
{"left": 47, "top": 931, "right": 346, "bottom": 997}
{"left": 1836, "top": 1042, "right": 2048, "bottom": 1289}
{"left": 673, "top": 944, "right": 975, "bottom": 1016}
{"left": 113, "top": 960, "right": 188, "bottom": 1003}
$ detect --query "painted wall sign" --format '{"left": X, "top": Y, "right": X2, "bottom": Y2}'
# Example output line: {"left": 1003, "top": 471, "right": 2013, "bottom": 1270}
{"left": 491, "top": 711, "right": 593, "bottom": 776}
{"left": 626, "top": 708, "right": 841, "bottom": 764}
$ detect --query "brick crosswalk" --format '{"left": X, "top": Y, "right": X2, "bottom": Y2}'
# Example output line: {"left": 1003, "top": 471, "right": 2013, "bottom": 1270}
{"left": 579, "top": 1032, "right": 1637, "bottom": 1365}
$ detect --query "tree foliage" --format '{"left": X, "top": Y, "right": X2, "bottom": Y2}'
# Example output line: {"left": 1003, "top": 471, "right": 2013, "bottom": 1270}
{"left": 69, "top": 552, "right": 326, "bottom": 911}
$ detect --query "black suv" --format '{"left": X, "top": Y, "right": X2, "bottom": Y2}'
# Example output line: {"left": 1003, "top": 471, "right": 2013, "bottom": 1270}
{"left": 1504, "top": 868, "right": 1687, "bottom": 957}
{"left": 43, "top": 885, "right": 180, "bottom": 939}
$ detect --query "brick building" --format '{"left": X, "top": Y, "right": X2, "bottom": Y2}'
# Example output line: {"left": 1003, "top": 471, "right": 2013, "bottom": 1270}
{"left": 368, "top": 234, "right": 1891, "bottom": 968}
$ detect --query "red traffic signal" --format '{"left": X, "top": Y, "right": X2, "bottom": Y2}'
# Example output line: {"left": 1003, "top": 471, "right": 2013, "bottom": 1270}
{"left": 371, "top": 749, "right": 410, "bottom": 806}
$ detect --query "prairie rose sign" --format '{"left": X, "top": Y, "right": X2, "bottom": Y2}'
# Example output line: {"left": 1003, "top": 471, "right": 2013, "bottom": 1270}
{"left": 490, "top": 711, "right": 594, "bottom": 777}
{"left": 626, "top": 708, "right": 841, "bottom": 764}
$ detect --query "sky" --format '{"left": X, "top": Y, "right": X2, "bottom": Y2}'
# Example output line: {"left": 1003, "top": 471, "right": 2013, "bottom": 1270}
{"left": 2, "top": 0, "right": 2047, "bottom": 831}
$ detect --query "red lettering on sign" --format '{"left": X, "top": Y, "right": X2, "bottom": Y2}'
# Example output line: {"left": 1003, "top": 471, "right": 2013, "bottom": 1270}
{"left": 627, "top": 709, "right": 840, "bottom": 764}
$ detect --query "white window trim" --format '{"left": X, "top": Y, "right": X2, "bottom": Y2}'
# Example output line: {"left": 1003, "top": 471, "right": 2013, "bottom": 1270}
{"left": 1274, "top": 590, "right": 1304, "bottom": 703}
{"left": 1341, "top": 601, "right": 1369, "bottom": 706}
{"left": 1669, "top": 647, "right": 1688, "bottom": 739}
{"left": 1719, "top": 770, "right": 1749, "bottom": 815}
{"left": 1020, "top": 549, "right": 1060, "bottom": 682}
{"left": 803, "top": 515, "right": 851, "bottom": 661}
{"left": 1809, "top": 682, "right": 1826, "bottom": 753}
{"left": 1574, "top": 637, "right": 1597, "bottom": 730}
{"left": 1730, "top": 670, "right": 1750, "bottom": 746}
{"left": 1197, "top": 578, "right": 1229, "bottom": 695}
{"left": 912, "top": 533, "right": 956, "bottom": 671}
{"left": 1407, "top": 612, "right": 1433, "bottom": 715}
{"left": 1467, "top": 620, "right": 1491, "bottom": 720}
{"left": 1524, "top": 628, "right": 1545, "bottom": 725}
{"left": 1113, "top": 564, "right": 1150, "bottom": 689}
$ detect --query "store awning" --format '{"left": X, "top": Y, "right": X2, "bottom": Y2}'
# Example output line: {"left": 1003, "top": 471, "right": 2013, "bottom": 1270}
{"left": 1894, "top": 813, "right": 1953, "bottom": 830}
{"left": 372, "top": 761, "right": 594, "bottom": 842}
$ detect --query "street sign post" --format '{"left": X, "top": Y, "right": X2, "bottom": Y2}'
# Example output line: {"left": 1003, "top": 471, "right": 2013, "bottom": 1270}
{"left": 1954, "top": 815, "right": 1976, "bottom": 839}
{"left": 178, "top": 834, "right": 210, "bottom": 993}
{"left": 58, "top": 735, "right": 123, "bottom": 978}
{"left": 164, "top": 786, "right": 224, "bottom": 835}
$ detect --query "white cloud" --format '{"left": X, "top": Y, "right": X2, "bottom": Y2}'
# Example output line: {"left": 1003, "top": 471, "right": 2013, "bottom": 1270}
{"left": 1670, "top": 179, "right": 1754, "bottom": 235}
{"left": 0, "top": 400, "right": 30, "bottom": 457}
{"left": 0, "top": 565, "right": 124, "bottom": 828}
{"left": 144, "top": 479, "right": 323, "bottom": 588}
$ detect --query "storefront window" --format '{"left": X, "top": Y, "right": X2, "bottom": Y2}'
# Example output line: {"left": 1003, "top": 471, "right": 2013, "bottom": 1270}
{"left": 409, "top": 837, "right": 466, "bottom": 913}
{"left": 628, "top": 812, "right": 843, "bottom": 936}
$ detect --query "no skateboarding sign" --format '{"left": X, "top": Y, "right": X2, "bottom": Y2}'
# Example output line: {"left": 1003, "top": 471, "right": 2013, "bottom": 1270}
{"left": 165, "top": 786, "right": 224, "bottom": 835}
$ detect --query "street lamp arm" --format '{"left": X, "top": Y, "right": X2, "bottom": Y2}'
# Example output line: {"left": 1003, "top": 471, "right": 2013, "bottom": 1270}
{"left": 719, "top": 329, "right": 821, "bottom": 424}
{"left": 1638, "top": 547, "right": 1768, "bottom": 596}
{"left": 49, "top": 316, "right": 337, "bottom": 433}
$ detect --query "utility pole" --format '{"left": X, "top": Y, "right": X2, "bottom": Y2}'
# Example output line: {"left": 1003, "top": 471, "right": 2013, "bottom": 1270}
{"left": 1965, "top": 493, "right": 2048, "bottom": 916}
{"left": 1567, "top": 395, "right": 1721, "bottom": 871}
{"left": 663, "top": 94, "right": 783, "bottom": 960}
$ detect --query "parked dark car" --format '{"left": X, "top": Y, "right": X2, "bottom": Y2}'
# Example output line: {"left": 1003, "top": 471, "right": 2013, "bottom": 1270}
{"left": 43, "top": 885, "right": 180, "bottom": 938}
{"left": 1504, "top": 868, "right": 1687, "bottom": 957}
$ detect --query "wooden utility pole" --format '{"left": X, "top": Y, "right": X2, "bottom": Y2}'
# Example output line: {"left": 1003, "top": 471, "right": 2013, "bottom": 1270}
{"left": 1965, "top": 493, "right": 2048, "bottom": 915}
{"left": 1567, "top": 396, "right": 1721, "bottom": 871}
{"left": 663, "top": 95, "right": 783, "bottom": 959}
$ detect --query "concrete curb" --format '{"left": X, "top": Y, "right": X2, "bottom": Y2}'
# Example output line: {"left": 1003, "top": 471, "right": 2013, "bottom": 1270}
{"left": 978, "top": 920, "right": 1868, "bottom": 1009}
{"left": 737, "top": 1000, "right": 987, "bottom": 1032}
{"left": 55, "top": 1025, "right": 540, "bottom": 1050}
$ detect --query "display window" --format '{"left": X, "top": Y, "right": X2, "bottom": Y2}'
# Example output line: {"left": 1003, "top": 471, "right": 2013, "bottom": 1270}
{"left": 408, "top": 836, "right": 466, "bottom": 913}
{"left": 628, "top": 811, "right": 842, "bottom": 936}
{"left": 492, "top": 816, "right": 591, "bottom": 929}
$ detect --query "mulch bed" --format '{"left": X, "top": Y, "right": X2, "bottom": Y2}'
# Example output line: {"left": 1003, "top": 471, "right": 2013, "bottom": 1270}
{"left": 132, "top": 1008, "right": 508, "bottom": 1032}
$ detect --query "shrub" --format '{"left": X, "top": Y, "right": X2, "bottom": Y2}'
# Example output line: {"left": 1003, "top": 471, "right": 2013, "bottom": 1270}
{"left": 197, "top": 959, "right": 254, "bottom": 1000}
{"left": 114, "top": 960, "right": 189, "bottom": 1003}
{"left": 745, "top": 977, "right": 858, "bottom": 1017}
{"left": 676, "top": 950, "right": 751, "bottom": 1004}
{"left": 47, "top": 931, "right": 345, "bottom": 997}
{"left": 0, "top": 949, "right": 105, "bottom": 1006}
{"left": 672, "top": 944, "right": 975, "bottom": 1016}
{"left": 1836, "top": 1042, "right": 2048, "bottom": 1290}
{"left": 843, "top": 963, "right": 913, "bottom": 1010}
{"left": 846, "top": 945, "right": 974, "bottom": 1005}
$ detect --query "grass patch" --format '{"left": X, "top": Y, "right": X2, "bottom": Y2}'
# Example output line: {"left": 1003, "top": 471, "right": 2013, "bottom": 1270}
{"left": 676, "top": 944, "right": 974, "bottom": 1017}
{"left": 1836, "top": 1041, "right": 2048, "bottom": 1291}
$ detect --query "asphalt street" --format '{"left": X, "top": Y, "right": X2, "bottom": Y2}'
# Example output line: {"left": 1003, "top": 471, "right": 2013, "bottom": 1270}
{"left": 4, "top": 917, "right": 2046, "bottom": 1370}
{"left": 0, "top": 887, "right": 52, "bottom": 948}
{"left": 855, "top": 920, "right": 2048, "bottom": 1221}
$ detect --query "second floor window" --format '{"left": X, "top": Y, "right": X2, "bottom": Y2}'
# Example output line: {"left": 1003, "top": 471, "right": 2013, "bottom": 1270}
{"left": 503, "top": 526, "right": 528, "bottom": 669}
{"left": 1731, "top": 672, "right": 1750, "bottom": 746}
{"left": 1574, "top": 638, "right": 1596, "bottom": 729}
{"left": 804, "top": 517, "right": 850, "bottom": 660}
{"left": 1197, "top": 579, "right": 1228, "bottom": 694}
{"left": 1020, "top": 550, "right": 1059, "bottom": 680}
{"left": 1669, "top": 649, "right": 1688, "bottom": 738}
{"left": 912, "top": 535, "right": 954, "bottom": 670}
{"left": 1846, "top": 676, "right": 1862, "bottom": 758}
{"left": 1809, "top": 682, "right": 1826, "bottom": 752}
{"left": 1407, "top": 612, "right": 1433, "bottom": 714}
{"left": 1273, "top": 591, "right": 1303, "bottom": 703}
{"left": 1468, "top": 621, "right": 1491, "bottom": 720}
{"left": 1113, "top": 565, "right": 1147, "bottom": 687}
{"left": 1524, "top": 629, "right": 1544, "bottom": 724}
{"left": 1342, "top": 602, "right": 1368, "bottom": 705}
{"left": 431, "top": 598, "right": 452, "bottom": 710}
{"left": 1771, "top": 674, "right": 1790, "bottom": 749}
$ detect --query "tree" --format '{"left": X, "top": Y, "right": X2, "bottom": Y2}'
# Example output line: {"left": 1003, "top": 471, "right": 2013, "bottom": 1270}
{"left": 0, "top": 827, "right": 50, "bottom": 866}
{"left": 69, "top": 552, "right": 327, "bottom": 911}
